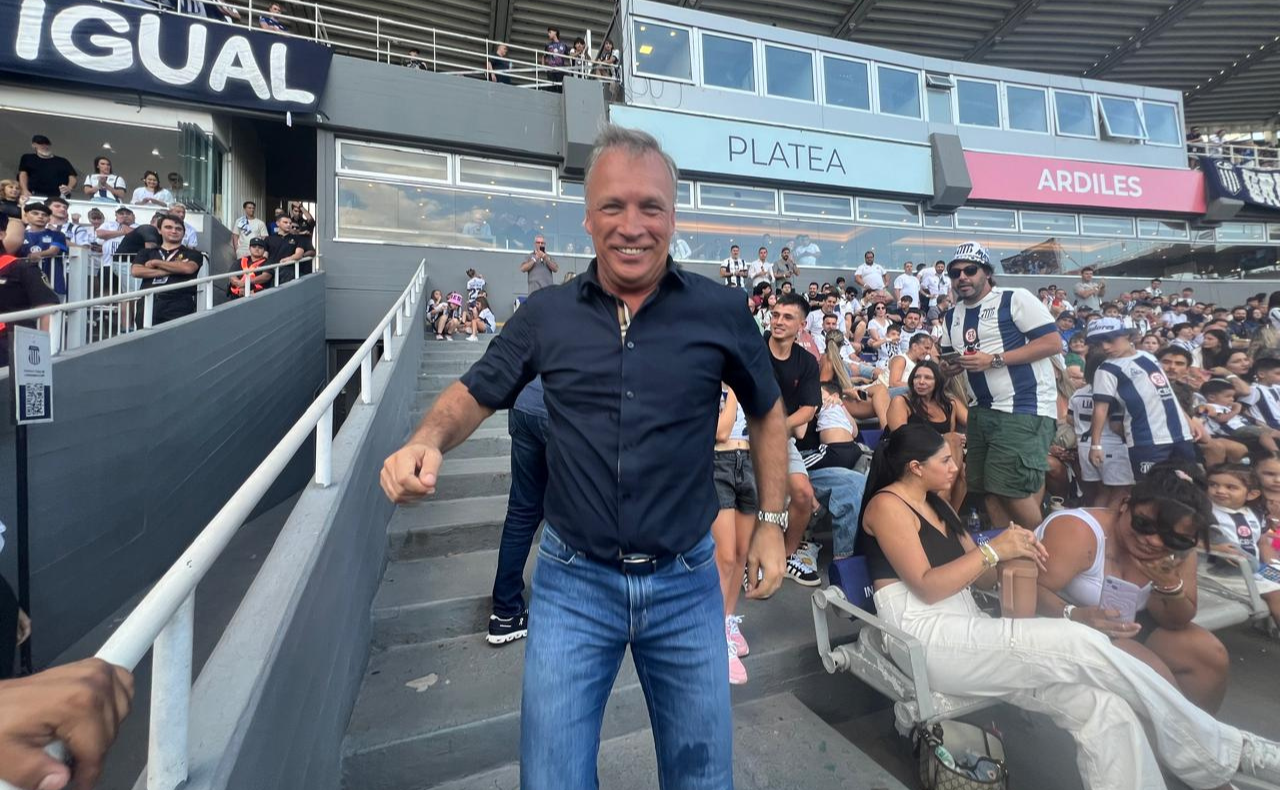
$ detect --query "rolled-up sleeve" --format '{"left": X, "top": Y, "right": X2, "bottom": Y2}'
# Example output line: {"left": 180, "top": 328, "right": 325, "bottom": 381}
{"left": 721, "top": 302, "right": 781, "bottom": 418}
{"left": 459, "top": 300, "right": 539, "bottom": 410}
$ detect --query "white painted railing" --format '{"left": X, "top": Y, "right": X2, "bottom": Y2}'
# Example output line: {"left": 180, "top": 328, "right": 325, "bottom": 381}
{"left": 0, "top": 251, "right": 320, "bottom": 357}
{"left": 1188, "top": 140, "right": 1280, "bottom": 168}
{"left": 0, "top": 259, "right": 426, "bottom": 790}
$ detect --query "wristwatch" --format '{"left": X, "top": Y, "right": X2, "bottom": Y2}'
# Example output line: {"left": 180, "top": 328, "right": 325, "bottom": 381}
{"left": 1062, "top": 603, "right": 1076, "bottom": 621}
{"left": 757, "top": 510, "right": 789, "bottom": 533}
{"left": 990, "top": 353, "right": 1006, "bottom": 369}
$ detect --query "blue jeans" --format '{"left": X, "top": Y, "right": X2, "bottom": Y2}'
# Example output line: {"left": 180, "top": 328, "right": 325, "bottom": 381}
{"left": 808, "top": 467, "right": 868, "bottom": 559}
{"left": 521, "top": 526, "right": 732, "bottom": 789}
{"left": 491, "top": 408, "right": 549, "bottom": 617}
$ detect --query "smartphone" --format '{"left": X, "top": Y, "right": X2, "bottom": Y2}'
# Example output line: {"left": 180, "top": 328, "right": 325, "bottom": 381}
{"left": 1100, "top": 576, "right": 1142, "bottom": 623}
{"left": 1259, "top": 564, "right": 1280, "bottom": 584}
{"left": 939, "top": 351, "right": 962, "bottom": 364}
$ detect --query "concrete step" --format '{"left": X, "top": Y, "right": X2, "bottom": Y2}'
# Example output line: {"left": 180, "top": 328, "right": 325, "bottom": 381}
{"left": 340, "top": 579, "right": 859, "bottom": 790}
{"left": 427, "top": 692, "right": 910, "bottom": 790}
{"left": 447, "top": 433, "right": 512, "bottom": 460}
{"left": 430, "top": 456, "right": 511, "bottom": 501}
{"left": 419, "top": 357, "right": 484, "bottom": 375}
{"left": 371, "top": 549, "right": 538, "bottom": 648}
{"left": 418, "top": 372, "right": 466, "bottom": 392}
{"left": 388, "top": 495, "right": 511, "bottom": 560}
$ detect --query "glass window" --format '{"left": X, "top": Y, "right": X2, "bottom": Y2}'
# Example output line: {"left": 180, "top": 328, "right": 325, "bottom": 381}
{"left": 633, "top": 20, "right": 692, "bottom": 81}
{"left": 457, "top": 157, "right": 555, "bottom": 194}
{"left": 1020, "top": 211, "right": 1078, "bottom": 235}
{"left": 1216, "top": 223, "right": 1266, "bottom": 243}
{"left": 697, "top": 183, "right": 777, "bottom": 213}
{"left": 781, "top": 191, "right": 852, "bottom": 218}
{"left": 1053, "top": 90, "right": 1096, "bottom": 138}
{"left": 1142, "top": 102, "right": 1181, "bottom": 146}
{"left": 1137, "top": 218, "right": 1189, "bottom": 240}
{"left": 1080, "top": 215, "right": 1135, "bottom": 237}
{"left": 337, "top": 141, "right": 449, "bottom": 182}
{"left": 701, "top": 33, "right": 754, "bottom": 92}
{"left": 560, "top": 181, "right": 584, "bottom": 199}
{"left": 1099, "top": 97, "right": 1147, "bottom": 140}
{"left": 956, "top": 207, "right": 1018, "bottom": 232}
{"left": 956, "top": 78, "right": 999, "bottom": 128}
{"left": 676, "top": 181, "right": 693, "bottom": 207}
{"left": 822, "top": 56, "right": 870, "bottom": 111}
{"left": 923, "top": 212, "right": 953, "bottom": 228}
{"left": 1269, "top": 224, "right": 1280, "bottom": 243}
{"left": 1005, "top": 85, "right": 1048, "bottom": 133}
{"left": 877, "top": 65, "right": 921, "bottom": 118}
{"left": 857, "top": 198, "right": 921, "bottom": 225}
{"left": 927, "top": 88, "right": 952, "bottom": 124}
{"left": 764, "top": 45, "right": 814, "bottom": 101}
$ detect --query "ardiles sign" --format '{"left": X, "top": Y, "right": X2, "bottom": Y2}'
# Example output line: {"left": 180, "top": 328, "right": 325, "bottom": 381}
{"left": 0, "top": 0, "right": 332, "bottom": 111}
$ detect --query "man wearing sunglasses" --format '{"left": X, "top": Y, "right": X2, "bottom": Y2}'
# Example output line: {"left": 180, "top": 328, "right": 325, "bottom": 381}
{"left": 938, "top": 242, "right": 1061, "bottom": 531}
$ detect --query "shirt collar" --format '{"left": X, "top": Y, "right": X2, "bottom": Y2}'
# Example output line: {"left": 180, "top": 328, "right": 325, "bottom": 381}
{"left": 576, "top": 257, "right": 688, "bottom": 300}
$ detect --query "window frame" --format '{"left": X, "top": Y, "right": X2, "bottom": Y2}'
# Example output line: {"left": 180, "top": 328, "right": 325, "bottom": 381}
{"left": 696, "top": 181, "right": 779, "bottom": 215}
{"left": 875, "top": 63, "right": 923, "bottom": 119}
{"left": 1215, "top": 222, "right": 1266, "bottom": 243}
{"left": 1080, "top": 215, "right": 1136, "bottom": 238}
{"left": 676, "top": 180, "right": 695, "bottom": 209}
{"left": 335, "top": 139, "right": 452, "bottom": 185}
{"left": 1140, "top": 101, "right": 1183, "bottom": 148}
{"left": 855, "top": 197, "right": 922, "bottom": 227}
{"left": 781, "top": 190, "right": 853, "bottom": 220}
{"left": 456, "top": 155, "right": 558, "bottom": 196}
{"left": 631, "top": 18, "right": 696, "bottom": 84}
{"left": 1052, "top": 89, "right": 1098, "bottom": 139}
{"left": 953, "top": 76, "right": 1002, "bottom": 129}
{"left": 1136, "top": 218, "right": 1189, "bottom": 241}
{"left": 762, "top": 41, "right": 817, "bottom": 103}
{"left": 820, "top": 53, "right": 873, "bottom": 113}
{"left": 923, "top": 212, "right": 954, "bottom": 228}
{"left": 955, "top": 206, "right": 1019, "bottom": 234}
{"left": 1019, "top": 210, "right": 1079, "bottom": 236}
{"left": 697, "top": 30, "right": 758, "bottom": 95}
{"left": 1098, "top": 96, "right": 1148, "bottom": 141}
{"left": 1003, "top": 83, "right": 1050, "bottom": 135}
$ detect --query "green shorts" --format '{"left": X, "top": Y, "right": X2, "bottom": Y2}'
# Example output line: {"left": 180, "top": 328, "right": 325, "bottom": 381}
{"left": 966, "top": 408, "right": 1056, "bottom": 499}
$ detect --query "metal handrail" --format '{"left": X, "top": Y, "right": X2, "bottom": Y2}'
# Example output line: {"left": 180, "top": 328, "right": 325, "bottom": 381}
{"left": 0, "top": 259, "right": 427, "bottom": 790}
{"left": 1188, "top": 140, "right": 1280, "bottom": 167}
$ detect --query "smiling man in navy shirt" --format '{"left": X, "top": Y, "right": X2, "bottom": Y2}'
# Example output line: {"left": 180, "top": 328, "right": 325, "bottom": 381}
{"left": 382, "top": 126, "right": 788, "bottom": 789}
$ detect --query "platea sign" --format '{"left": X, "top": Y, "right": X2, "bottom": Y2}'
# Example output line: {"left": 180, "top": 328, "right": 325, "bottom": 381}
{"left": 728, "top": 135, "right": 847, "bottom": 175}
{"left": 1, "top": 0, "right": 333, "bottom": 111}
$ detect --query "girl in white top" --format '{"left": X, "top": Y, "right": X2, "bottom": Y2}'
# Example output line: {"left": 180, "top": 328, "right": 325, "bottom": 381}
{"left": 1034, "top": 469, "right": 1230, "bottom": 712}
{"left": 466, "top": 296, "right": 496, "bottom": 341}
{"left": 131, "top": 171, "right": 174, "bottom": 207}
{"left": 865, "top": 302, "right": 893, "bottom": 355}
{"left": 82, "top": 156, "right": 126, "bottom": 203}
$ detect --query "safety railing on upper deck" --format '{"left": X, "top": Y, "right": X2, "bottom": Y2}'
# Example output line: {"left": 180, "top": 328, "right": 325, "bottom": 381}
{"left": 1188, "top": 139, "right": 1280, "bottom": 169}
{"left": 95, "top": 0, "right": 621, "bottom": 91}
{"left": 0, "top": 258, "right": 426, "bottom": 790}
{"left": 0, "top": 249, "right": 319, "bottom": 357}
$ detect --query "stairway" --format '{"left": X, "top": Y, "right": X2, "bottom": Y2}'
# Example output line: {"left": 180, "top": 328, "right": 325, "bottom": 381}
{"left": 339, "top": 332, "right": 899, "bottom": 790}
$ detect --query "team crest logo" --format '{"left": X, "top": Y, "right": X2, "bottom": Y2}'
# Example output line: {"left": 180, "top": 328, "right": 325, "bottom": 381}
{"left": 1238, "top": 525, "right": 1254, "bottom": 539}
{"left": 964, "top": 328, "right": 978, "bottom": 345}
{"left": 1216, "top": 160, "right": 1243, "bottom": 195}
{"left": 1148, "top": 371, "right": 1169, "bottom": 388}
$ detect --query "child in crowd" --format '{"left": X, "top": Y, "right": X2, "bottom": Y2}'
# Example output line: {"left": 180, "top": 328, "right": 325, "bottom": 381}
{"left": 466, "top": 295, "right": 496, "bottom": 341}
{"left": 435, "top": 291, "right": 465, "bottom": 340}
{"left": 1071, "top": 352, "right": 1132, "bottom": 509}
{"left": 1206, "top": 464, "right": 1280, "bottom": 629}
{"left": 1064, "top": 333, "right": 1087, "bottom": 369}
{"left": 1199, "top": 379, "right": 1280, "bottom": 453}
{"left": 802, "top": 381, "right": 862, "bottom": 472}
{"left": 1242, "top": 357, "right": 1280, "bottom": 431}
{"left": 465, "top": 268, "right": 486, "bottom": 305}
{"left": 875, "top": 323, "right": 902, "bottom": 370}
{"left": 712, "top": 385, "right": 756, "bottom": 685}
{"left": 1257, "top": 455, "right": 1280, "bottom": 532}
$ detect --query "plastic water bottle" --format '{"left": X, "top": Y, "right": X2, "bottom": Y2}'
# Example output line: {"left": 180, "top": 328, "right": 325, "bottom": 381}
{"left": 967, "top": 508, "right": 982, "bottom": 537}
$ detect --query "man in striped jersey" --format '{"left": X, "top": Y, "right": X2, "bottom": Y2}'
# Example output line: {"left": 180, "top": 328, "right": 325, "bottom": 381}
{"left": 1088, "top": 317, "right": 1197, "bottom": 481}
{"left": 938, "top": 241, "right": 1061, "bottom": 530}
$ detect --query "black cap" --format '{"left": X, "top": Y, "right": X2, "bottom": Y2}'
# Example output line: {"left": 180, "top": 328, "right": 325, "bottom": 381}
{"left": 23, "top": 202, "right": 50, "bottom": 215}
{"left": 249, "top": 237, "right": 269, "bottom": 248}
{"left": 31, "top": 134, "right": 50, "bottom": 145}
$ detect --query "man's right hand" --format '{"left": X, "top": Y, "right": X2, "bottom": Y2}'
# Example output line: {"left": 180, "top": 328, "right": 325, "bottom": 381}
{"left": 380, "top": 442, "right": 444, "bottom": 503}
{"left": 0, "top": 658, "right": 134, "bottom": 790}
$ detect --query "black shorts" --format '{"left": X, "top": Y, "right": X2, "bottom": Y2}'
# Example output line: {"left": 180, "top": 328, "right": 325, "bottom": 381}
{"left": 713, "top": 449, "right": 757, "bottom": 514}
{"left": 803, "top": 441, "right": 862, "bottom": 472}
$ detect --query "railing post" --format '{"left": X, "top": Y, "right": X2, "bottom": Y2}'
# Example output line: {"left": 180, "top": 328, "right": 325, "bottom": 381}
{"left": 143, "top": 294, "right": 155, "bottom": 328}
{"left": 375, "top": 17, "right": 381, "bottom": 62}
{"left": 293, "top": 260, "right": 300, "bottom": 282}
{"left": 382, "top": 324, "right": 394, "bottom": 362}
{"left": 65, "top": 250, "right": 88, "bottom": 350}
{"left": 395, "top": 307, "right": 404, "bottom": 337}
{"left": 360, "top": 352, "right": 373, "bottom": 405}
{"left": 148, "top": 593, "right": 194, "bottom": 790}
{"left": 49, "top": 312, "right": 63, "bottom": 356}
{"left": 314, "top": 405, "right": 333, "bottom": 486}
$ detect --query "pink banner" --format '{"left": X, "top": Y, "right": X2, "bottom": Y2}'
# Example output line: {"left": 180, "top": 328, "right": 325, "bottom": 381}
{"left": 964, "top": 151, "right": 1206, "bottom": 214}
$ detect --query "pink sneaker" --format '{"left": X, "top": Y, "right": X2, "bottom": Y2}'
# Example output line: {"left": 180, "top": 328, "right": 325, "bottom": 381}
{"left": 727, "top": 641, "right": 748, "bottom": 685}
{"left": 725, "top": 615, "right": 749, "bottom": 657}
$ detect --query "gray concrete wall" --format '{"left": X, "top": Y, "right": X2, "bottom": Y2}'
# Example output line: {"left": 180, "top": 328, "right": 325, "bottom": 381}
{"left": 0, "top": 275, "right": 327, "bottom": 665}
{"left": 178, "top": 283, "right": 425, "bottom": 790}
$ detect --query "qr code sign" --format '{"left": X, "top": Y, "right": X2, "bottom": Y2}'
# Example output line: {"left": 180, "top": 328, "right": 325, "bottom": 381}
{"left": 23, "top": 385, "right": 47, "bottom": 420}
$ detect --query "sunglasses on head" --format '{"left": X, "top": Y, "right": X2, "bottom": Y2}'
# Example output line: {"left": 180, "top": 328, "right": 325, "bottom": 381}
{"left": 1130, "top": 512, "right": 1198, "bottom": 552}
{"left": 949, "top": 264, "right": 981, "bottom": 278}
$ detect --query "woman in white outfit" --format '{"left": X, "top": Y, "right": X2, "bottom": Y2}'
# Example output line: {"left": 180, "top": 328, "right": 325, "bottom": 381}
{"left": 856, "top": 424, "right": 1280, "bottom": 790}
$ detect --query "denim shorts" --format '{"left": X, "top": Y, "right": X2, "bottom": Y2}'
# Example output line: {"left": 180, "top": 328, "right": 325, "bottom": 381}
{"left": 713, "top": 449, "right": 758, "bottom": 514}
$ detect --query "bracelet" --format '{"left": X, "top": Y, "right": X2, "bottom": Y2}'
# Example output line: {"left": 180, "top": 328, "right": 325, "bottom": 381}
{"left": 978, "top": 542, "right": 1000, "bottom": 569}
{"left": 1090, "top": 444, "right": 1104, "bottom": 451}
{"left": 1062, "top": 603, "right": 1076, "bottom": 621}
{"left": 1153, "top": 579, "right": 1185, "bottom": 596}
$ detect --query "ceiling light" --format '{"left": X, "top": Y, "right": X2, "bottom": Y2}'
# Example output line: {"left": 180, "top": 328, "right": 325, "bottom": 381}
{"left": 151, "top": 148, "right": 160, "bottom": 156}
{"left": 102, "top": 142, "right": 113, "bottom": 150}
{"left": 639, "top": 44, "right": 653, "bottom": 55}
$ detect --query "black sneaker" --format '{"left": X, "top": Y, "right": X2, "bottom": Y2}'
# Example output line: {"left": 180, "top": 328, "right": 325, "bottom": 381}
{"left": 785, "top": 553, "right": 821, "bottom": 586}
{"left": 486, "top": 611, "right": 528, "bottom": 646}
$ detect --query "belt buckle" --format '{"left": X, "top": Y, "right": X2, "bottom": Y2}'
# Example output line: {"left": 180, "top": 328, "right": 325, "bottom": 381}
{"left": 619, "top": 553, "right": 657, "bottom": 575}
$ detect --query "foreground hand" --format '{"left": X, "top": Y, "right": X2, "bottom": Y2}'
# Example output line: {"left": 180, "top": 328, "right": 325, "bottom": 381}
{"left": 0, "top": 658, "right": 134, "bottom": 790}
{"left": 745, "top": 523, "right": 786, "bottom": 600}
{"left": 956, "top": 352, "right": 993, "bottom": 372}
{"left": 1136, "top": 553, "right": 1185, "bottom": 590}
{"left": 1089, "top": 447, "right": 1104, "bottom": 468}
{"left": 379, "top": 442, "right": 443, "bottom": 503}
{"left": 989, "top": 523, "right": 1049, "bottom": 572}
{"left": 1070, "top": 606, "right": 1142, "bottom": 640}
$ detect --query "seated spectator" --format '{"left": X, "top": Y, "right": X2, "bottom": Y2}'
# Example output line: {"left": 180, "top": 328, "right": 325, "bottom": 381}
{"left": 434, "top": 291, "right": 465, "bottom": 340}
{"left": 167, "top": 173, "right": 191, "bottom": 207}
{"left": 486, "top": 43, "right": 513, "bottom": 84}
{"left": 167, "top": 203, "right": 199, "bottom": 248}
{"left": 885, "top": 332, "right": 934, "bottom": 395}
{"left": 1206, "top": 463, "right": 1280, "bottom": 630}
{"left": 18, "top": 134, "right": 76, "bottom": 201}
{"left": 1199, "top": 378, "right": 1280, "bottom": 453}
{"left": 404, "top": 48, "right": 429, "bottom": 70}
{"left": 130, "top": 214, "right": 202, "bottom": 326}
{"left": 130, "top": 171, "right": 173, "bottom": 207}
{"left": 20, "top": 203, "right": 68, "bottom": 298}
{"left": 800, "top": 380, "right": 861, "bottom": 472}
{"left": 1035, "top": 468, "right": 1229, "bottom": 712}
{"left": 425, "top": 289, "right": 447, "bottom": 334}
{"left": 82, "top": 156, "right": 126, "bottom": 203}
{"left": 859, "top": 439, "right": 1280, "bottom": 789}
{"left": 259, "top": 2, "right": 289, "bottom": 32}
{"left": 885, "top": 359, "right": 968, "bottom": 508}
{"left": 234, "top": 200, "right": 268, "bottom": 258}
{"left": 461, "top": 210, "right": 493, "bottom": 241}
{"left": 229, "top": 238, "right": 272, "bottom": 298}
{"left": 465, "top": 295, "right": 496, "bottom": 341}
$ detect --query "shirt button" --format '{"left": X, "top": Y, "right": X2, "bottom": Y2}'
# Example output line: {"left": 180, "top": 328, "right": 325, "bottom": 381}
{"left": 626, "top": 341, "right": 635, "bottom": 349}
{"left": 626, "top": 391, "right": 635, "bottom": 399}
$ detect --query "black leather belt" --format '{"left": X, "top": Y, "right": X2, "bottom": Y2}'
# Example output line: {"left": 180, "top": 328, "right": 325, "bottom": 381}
{"left": 617, "top": 553, "right": 674, "bottom": 575}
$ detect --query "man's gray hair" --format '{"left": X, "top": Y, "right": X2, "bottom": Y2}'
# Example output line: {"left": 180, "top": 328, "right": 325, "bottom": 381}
{"left": 583, "top": 124, "right": 680, "bottom": 196}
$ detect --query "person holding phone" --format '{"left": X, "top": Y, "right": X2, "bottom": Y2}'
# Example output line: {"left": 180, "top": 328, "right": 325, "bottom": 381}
{"left": 1034, "top": 466, "right": 1230, "bottom": 712}
{"left": 520, "top": 234, "right": 559, "bottom": 293}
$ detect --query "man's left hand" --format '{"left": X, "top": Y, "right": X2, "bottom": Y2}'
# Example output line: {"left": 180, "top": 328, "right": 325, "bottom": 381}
{"left": 745, "top": 522, "right": 785, "bottom": 600}
{"left": 956, "top": 351, "right": 994, "bottom": 372}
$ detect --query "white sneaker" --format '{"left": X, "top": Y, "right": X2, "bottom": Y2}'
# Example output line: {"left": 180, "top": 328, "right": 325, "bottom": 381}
{"left": 466, "top": 334, "right": 479, "bottom": 342}
{"left": 1239, "top": 733, "right": 1280, "bottom": 785}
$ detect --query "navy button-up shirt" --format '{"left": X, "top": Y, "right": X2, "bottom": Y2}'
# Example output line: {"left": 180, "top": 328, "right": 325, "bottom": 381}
{"left": 459, "top": 259, "right": 780, "bottom": 562}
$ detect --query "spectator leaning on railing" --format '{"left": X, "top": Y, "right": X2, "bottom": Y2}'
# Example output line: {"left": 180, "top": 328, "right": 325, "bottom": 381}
{"left": 20, "top": 203, "right": 68, "bottom": 299}
{"left": 82, "top": 155, "right": 126, "bottom": 203}
{"left": 18, "top": 134, "right": 76, "bottom": 202}
{"left": 130, "top": 214, "right": 201, "bottom": 326}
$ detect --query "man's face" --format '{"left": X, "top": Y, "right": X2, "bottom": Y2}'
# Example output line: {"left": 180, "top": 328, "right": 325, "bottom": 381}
{"left": 758, "top": 248, "right": 767, "bottom": 261}
{"left": 25, "top": 209, "right": 49, "bottom": 229}
{"left": 769, "top": 303, "right": 804, "bottom": 342}
{"left": 1233, "top": 308, "right": 1247, "bottom": 322}
{"left": 583, "top": 149, "right": 675, "bottom": 293}
{"left": 277, "top": 217, "right": 293, "bottom": 235}
{"left": 534, "top": 236, "right": 546, "bottom": 253}
{"left": 781, "top": 249, "right": 790, "bottom": 260}
{"left": 807, "top": 284, "right": 818, "bottom": 297}
{"left": 244, "top": 204, "right": 256, "bottom": 218}
{"left": 547, "top": 28, "right": 558, "bottom": 41}
{"left": 250, "top": 244, "right": 268, "bottom": 259}
{"left": 1081, "top": 269, "right": 1093, "bottom": 281}
{"left": 1160, "top": 354, "right": 1189, "bottom": 381}
{"left": 32, "top": 140, "right": 51, "bottom": 157}
{"left": 904, "top": 263, "right": 913, "bottom": 274}
{"left": 904, "top": 312, "right": 921, "bottom": 330}
{"left": 170, "top": 204, "right": 186, "bottom": 222}
{"left": 935, "top": 262, "right": 944, "bottom": 273}
{"left": 864, "top": 252, "right": 874, "bottom": 266}
{"left": 116, "top": 211, "right": 133, "bottom": 226}
{"left": 949, "top": 262, "right": 989, "bottom": 301}
{"left": 823, "top": 296, "right": 837, "bottom": 315}
{"left": 822, "top": 314, "right": 839, "bottom": 333}
{"left": 160, "top": 219, "right": 184, "bottom": 244}
{"left": 49, "top": 202, "right": 67, "bottom": 220}
{"left": 730, "top": 245, "right": 740, "bottom": 259}
{"left": 1057, "top": 314, "right": 1074, "bottom": 329}
{"left": 1152, "top": 280, "right": 1161, "bottom": 289}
